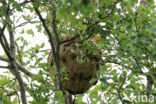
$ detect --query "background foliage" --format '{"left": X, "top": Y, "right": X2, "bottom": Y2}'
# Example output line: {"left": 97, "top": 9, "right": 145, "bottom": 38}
{"left": 0, "top": 0, "right": 156, "bottom": 104}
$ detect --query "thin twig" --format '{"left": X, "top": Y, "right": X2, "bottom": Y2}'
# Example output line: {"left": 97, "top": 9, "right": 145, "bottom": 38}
{"left": 9, "top": 0, "right": 32, "bottom": 13}
{"left": 7, "top": 91, "right": 17, "bottom": 97}
{"left": 15, "top": 42, "right": 24, "bottom": 65}
{"left": 0, "top": 56, "right": 8, "bottom": 62}
{"left": 15, "top": 21, "right": 40, "bottom": 28}
{"left": 0, "top": 65, "right": 9, "bottom": 69}
{"left": 117, "top": 74, "right": 126, "bottom": 104}
{"left": 61, "top": 34, "right": 80, "bottom": 44}
{"left": 85, "top": 1, "right": 118, "bottom": 33}
{"left": 0, "top": 56, "right": 35, "bottom": 77}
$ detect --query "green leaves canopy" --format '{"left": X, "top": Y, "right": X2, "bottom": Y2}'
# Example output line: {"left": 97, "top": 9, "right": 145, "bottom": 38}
{"left": 0, "top": 0, "right": 156, "bottom": 103}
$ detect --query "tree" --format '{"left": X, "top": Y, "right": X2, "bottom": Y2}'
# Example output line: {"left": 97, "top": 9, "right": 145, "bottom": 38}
{"left": 0, "top": 0, "right": 156, "bottom": 104}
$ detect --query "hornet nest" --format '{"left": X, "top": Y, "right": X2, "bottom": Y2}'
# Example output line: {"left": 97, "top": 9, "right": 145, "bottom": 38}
{"left": 48, "top": 35, "right": 100, "bottom": 94}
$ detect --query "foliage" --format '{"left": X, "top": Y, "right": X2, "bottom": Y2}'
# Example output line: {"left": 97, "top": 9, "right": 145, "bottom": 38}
{"left": 0, "top": 0, "right": 156, "bottom": 104}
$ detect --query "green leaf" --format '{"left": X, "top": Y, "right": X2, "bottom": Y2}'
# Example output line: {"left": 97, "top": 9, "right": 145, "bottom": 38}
{"left": 2, "top": 18, "right": 12, "bottom": 25}
{"left": 33, "top": 1, "right": 40, "bottom": 8}
{"left": 26, "top": 29, "right": 34, "bottom": 36}
{"left": 13, "top": 1, "right": 22, "bottom": 12}
{"left": 90, "top": 87, "right": 98, "bottom": 98}
{"left": 147, "top": 0, "right": 154, "bottom": 4}
{"left": 76, "top": 51, "right": 84, "bottom": 64}
{"left": 35, "top": 58, "right": 42, "bottom": 65}
{"left": 36, "top": 24, "right": 42, "bottom": 32}
{"left": 89, "top": 77, "right": 97, "bottom": 84}
{"left": 112, "top": 15, "right": 120, "bottom": 21}
{"left": 12, "top": 99, "right": 18, "bottom": 104}
{"left": 54, "top": 90, "right": 64, "bottom": 103}
{"left": 36, "top": 74, "right": 44, "bottom": 82}
{"left": 40, "top": 43, "right": 45, "bottom": 48}
{"left": 0, "top": 5, "right": 7, "bottom": 16}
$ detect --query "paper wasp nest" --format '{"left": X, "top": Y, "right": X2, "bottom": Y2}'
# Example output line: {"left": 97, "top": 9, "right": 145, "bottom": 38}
{"left": 48, "top": 35, "right": 100, "bottom": 94}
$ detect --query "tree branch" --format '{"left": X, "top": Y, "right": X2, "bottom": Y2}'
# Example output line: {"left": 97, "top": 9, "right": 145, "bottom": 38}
{"left": 0, "top": 56, "right": 35, "bottom": 77}
{"left": 85, "top": 1, "right": 118, "bottom": 33}
{"left": 0, "top": 25, "right": 6, "bottom": 38}
{"left": 0, "top": 65, "right": 9, "bottom": 69}
{"left": 9, "top": 0, "right": 32, "bottom": 13}
{"left": 32, "top": 0, "right": 63, "bottom": 89}
{"left": 51, "top": 3, "right": 60, "bottom": 65}
{"left": 50, "top": 1, "right": 74, "bottom": 104}
{"left": 61, "top": 34, "right": 80, "bottom": 44}
{"left": 117, "top": 73, "right": 126, "bottom": 104}
{"left": 32, "top": 5, "right": 58, "bottom": 73}
{"left": 0, "top": 27, "right": 13, "bottom": 60}
{"left": 8, "top": 22, "right": 27, "bottom": 104}
{"left": 2, "top": 34, "right": 10, "bottom": 50}
{"left": 50, "top": 0, "right": 63, "bottom": 89}
{"left": 32, "top": 1, "right": 73, "bottom": 104}
{"left": 0, "top": 18, "right": 27, "bottom": 104}
{"left": 0, "top": 56, "right": 8, "bottom": 62}
{"left": 15, "top": 21, "right": 40, "bottom": 28}
{"left": 7, "top": 91, "right": 17, "bottom": 97}
{"left": 16, "top": 62, "right": 34, "bottom": 77}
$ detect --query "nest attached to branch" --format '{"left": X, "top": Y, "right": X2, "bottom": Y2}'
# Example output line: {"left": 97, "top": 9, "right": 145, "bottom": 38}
{"left": 48, "top": 35, "right": 100, "bottom": 94}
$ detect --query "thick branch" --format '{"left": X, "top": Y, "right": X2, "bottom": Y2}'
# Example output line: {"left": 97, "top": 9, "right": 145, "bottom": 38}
{"left": 8, "top": 35, "right": 27, "bottom": 104}
{"left": 146, "top": 75, "right": 153, "bottom": 99}
{"left": 0, "top": 25, "right": 6, "bottom": 38}
{"left": 0, "top": 27, "right": 13, "bottom": 60}
{"left": 32, "top": 1, "right": 62, "bottom": 87}
{"left": 50, "top": 0, "right": 64, "bottom": 90}
{"left": 16, "top": 62, "right": 34, "bottom": 77}
{"left": 51, "top": 3, "right": 60, "bottom": 67}
{"left": 50, "top": 1, "right": 74, "bottom": 104}
{"left": 0, "top": 25, "right": 27, "bottom": 104}
{"left": 2, "top": 34, "right": 10, "bottom": 50}
{"left": 32, "top": 7, "right": 58, "bottom": 71}
{"left": 10, "top": 63, "right": 27, "bottom": 104}
{"left": 32, "top": 1, "right": 72, "bottom": 104}
{"left": 7, "top": 14, "right": 27, "bottom": 103}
